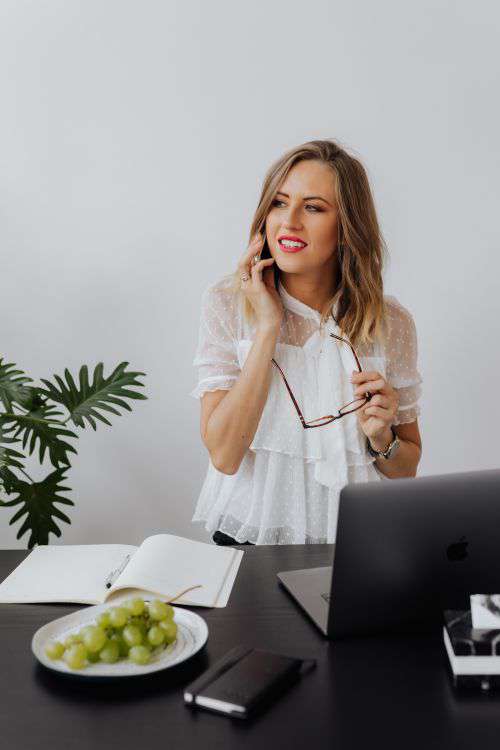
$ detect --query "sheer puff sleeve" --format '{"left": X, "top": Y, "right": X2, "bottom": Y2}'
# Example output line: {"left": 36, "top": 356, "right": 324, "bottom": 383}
{"left": 189, "top": 279, "right": 241, "bottom": 400}
{"left": 384, "top": 296, "right": 423, "bottom": 425}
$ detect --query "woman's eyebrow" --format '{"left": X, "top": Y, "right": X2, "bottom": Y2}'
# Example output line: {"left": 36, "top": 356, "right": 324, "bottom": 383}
{"left": 276, "top": 191, "right": 332, "bottom": 207}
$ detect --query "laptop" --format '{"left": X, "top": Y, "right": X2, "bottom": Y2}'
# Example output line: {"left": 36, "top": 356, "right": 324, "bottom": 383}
{"left": 277, "top": 468, "right": 500, "bottom": 638}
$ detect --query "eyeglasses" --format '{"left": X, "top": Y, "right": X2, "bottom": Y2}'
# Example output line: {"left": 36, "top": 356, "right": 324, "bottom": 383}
{"left": 271, "top": 332, "right": 372, "bottom": 429}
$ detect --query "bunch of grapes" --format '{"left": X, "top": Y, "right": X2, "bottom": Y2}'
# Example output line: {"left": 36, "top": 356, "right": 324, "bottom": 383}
{"left": 44, "top": 598, "right": 177, "bottom": 670}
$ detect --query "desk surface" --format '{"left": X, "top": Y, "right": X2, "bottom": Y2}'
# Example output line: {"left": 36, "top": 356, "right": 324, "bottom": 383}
{"left": 1, "top": 545, "right": 499, "bottom": 750}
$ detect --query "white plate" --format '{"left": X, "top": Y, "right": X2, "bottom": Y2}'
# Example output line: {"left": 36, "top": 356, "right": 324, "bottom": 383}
{"left": 32, "top": 601, "right": 208, "bottom": 678}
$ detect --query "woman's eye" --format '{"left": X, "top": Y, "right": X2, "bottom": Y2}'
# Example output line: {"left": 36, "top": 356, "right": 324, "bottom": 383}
{"left": 271, "top": 200, "right": 321, "bottom": 212}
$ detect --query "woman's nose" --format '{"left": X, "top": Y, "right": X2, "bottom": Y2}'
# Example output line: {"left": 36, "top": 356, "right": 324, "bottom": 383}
{"left": 283, "top": 205, "right": 303, "bottom": 228}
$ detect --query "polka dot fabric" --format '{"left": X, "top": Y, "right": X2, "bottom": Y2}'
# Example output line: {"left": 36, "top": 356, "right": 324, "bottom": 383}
{"left": 189, "top": 275, "right": 422, "bottom": 544}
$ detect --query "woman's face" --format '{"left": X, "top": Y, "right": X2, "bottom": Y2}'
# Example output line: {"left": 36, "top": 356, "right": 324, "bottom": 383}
{"left": 265, "top": 159, "right": 340, "bottom": 275}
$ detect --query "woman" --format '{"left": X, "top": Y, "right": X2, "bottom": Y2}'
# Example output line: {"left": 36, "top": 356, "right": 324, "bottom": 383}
{"left": 190, "top": 139, "right": 423, "bottom": 546}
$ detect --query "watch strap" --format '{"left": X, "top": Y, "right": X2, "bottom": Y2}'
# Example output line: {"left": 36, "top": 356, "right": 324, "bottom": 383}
{"left": 367, "top": 426, "right": 399, "bottom": 459}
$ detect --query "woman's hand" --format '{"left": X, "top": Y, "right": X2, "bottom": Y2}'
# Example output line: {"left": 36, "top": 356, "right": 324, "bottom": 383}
{"left": 350, "top": 370, "right": 399, "bottom": 448}
{"left": 238, "top": 233, "right": 284, "bottom": 331}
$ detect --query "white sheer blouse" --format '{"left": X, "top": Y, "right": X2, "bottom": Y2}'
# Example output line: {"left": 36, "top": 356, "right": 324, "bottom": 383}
{"left": 189, "top": 275, "right": 422, "bottom": 544}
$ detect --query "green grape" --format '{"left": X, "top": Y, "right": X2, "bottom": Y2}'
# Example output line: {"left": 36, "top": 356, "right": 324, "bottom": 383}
{"left": 129, "top": 645, "right": 151, "bottom": 665}
{"left": 159, "top": 620, "right": 177, "bottom": 644}
{"left": 64, "top": 643, "right": 87, "bottom": 670}
{"left": 82, "top": 625, "right": 107, "bottom": 653}
{"left": 124, "top": 598, "right": 145, "bottom": 616}
{"left": 147, "top": 625, "right": 165, "bottom": 647}
{"left": 110, "top": 632, "right": 129, "bottom": 657}
{"left": 122, "top": 624, "right": 143, "bottom": 647}
{"left": 45, "top": 641, "right": 64, "bottom": 660}
{"left": 87, "top": 649, "right": 100, "bottom": 663}
{"left": 148, "top": 599, "right": 168, "bottom": 621}
{"left": 164, "top": 604, "right": 175, "bottom": 621}
{"left": 108, "top": 607, "right": 128, "bottom": 628}
{"left": 130, "top": 621, "right": 148, "bottom": 644}
{"left": 99, "top": 640, "right": 120, "bottom": 664}
{"left": 97, "top": 612, "right": 111, "bottom": 629}
{"left": 129, "top": 615, "right": 147, "bottom": 631}
{"left": 64, "top": 633, "right": 82, "bottom": 648}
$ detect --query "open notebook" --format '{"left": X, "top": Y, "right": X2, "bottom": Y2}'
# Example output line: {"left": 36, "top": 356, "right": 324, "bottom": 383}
{"left": 0, "top": 534, "right": 243, "bottom": 608}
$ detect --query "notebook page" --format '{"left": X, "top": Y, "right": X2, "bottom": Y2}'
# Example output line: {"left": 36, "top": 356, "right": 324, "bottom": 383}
{"left": 108, "top": 534, "right": 242, "bottom": 607}
{"left": 0, "top": 544, "right": 137, "bottom": 604}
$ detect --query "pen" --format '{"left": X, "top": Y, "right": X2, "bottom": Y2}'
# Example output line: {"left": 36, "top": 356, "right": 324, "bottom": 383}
{"left": 105, "top": 553, "right": 132, "bottom": 589}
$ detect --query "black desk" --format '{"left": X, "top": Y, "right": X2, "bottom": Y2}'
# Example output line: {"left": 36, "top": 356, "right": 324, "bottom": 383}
{"left": 1, "top": 545, "right": 499, "bottom": 749}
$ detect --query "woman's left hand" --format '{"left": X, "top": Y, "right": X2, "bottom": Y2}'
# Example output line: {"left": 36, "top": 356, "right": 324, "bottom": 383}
{"left": 350, "top": 370, "right": 399, "bottom": 445}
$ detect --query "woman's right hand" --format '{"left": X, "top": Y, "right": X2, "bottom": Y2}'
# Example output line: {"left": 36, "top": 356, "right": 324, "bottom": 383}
{"left": 238, "top": 234, "right": 284, "bottom": 331}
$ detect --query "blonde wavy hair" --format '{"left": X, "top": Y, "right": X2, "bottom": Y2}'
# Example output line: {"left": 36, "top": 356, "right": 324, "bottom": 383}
{"left": 227, "top": 139, "right": 389, "bottom": 349}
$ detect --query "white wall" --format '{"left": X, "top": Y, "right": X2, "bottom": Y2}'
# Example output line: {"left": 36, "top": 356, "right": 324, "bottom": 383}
{"left": 1, "top": 0, "right": 499, "bottom": 548}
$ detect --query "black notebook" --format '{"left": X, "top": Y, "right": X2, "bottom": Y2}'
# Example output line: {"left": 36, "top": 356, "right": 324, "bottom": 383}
{"left": 184, "top": 645, "right": 315, "bottom": 718}
{"left": 443, "top": 609, "right": 500, "bottom": 690}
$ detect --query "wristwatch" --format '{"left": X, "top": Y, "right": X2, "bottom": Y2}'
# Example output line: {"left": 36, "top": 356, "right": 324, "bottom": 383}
{"left": 366, "top": 426, "right": 400, "bottom": 460}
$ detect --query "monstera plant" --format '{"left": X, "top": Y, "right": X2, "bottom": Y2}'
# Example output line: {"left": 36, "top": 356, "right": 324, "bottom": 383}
{"left": 0, "top": 357, "right": 147, "bottom": 548}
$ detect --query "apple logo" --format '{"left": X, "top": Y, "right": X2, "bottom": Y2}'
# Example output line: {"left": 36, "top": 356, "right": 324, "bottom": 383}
{"left": 447, "top": 536, "right": 468, "bottom": 562}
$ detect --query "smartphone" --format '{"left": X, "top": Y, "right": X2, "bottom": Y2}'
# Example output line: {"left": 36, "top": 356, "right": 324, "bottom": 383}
{"left": 258, "top": 230, "right": 280, "bottom": 290}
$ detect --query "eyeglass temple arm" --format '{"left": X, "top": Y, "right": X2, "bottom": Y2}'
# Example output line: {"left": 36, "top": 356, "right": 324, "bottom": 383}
{"left": 330, "top": 333, "right": 372, "bottom": 401}
{"left": 329, "top": 332, "right": 363, "bottom": 371}
{"left": 271, "top": 358, "right": 307, "bottom": 426}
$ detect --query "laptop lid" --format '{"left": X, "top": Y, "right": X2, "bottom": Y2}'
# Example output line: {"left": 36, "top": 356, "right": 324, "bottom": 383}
{"left": 328, "top": 467, "right": 500, "bottom": 639}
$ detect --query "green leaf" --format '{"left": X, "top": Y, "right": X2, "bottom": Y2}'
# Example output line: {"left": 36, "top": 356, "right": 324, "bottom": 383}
{"left": 0, "top": 403, "right": 78, "bottom": 469}
{"left": 0, "top": 467, "right": 21, "bottom": 494}
{"left": 0, "top": 357, "right": 33, "bottom": 412}
{"left": 0, "top": 418, "right": 26, "bottom": 474}
{"left": 0, "top": 467, "right": 74, "bottom": 548}
{"left": 14, "top": 385, "right": 48, "bottom": 412}
{"left": 38, "top": 362, "right": 147, "bottom": 431}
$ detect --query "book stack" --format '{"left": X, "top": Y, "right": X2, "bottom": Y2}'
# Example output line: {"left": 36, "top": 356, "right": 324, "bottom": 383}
{"left": 443, "top": 609, "right": 500, "bottom": 691}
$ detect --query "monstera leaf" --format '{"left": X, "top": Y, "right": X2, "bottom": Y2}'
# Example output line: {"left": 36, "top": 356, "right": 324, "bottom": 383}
{"left": 0, "top": 467, "right": 74, "bottom": 548}
{"left": 0, "top": 357, "right": 34, "bottom": 412}
{"left": 0, "top": 403, "right": 78, "bottom": 469}
{"left": 0, "top": 466, "right": 21, "bottom": 495}
{"left": 0, "top": 419, "right": 25, "bottom": 474}
{"left": 13, "top": 385, "right": 48, "bottom": 412}
{"left": 38, "top": 362, "right": 147, "bottom": 430}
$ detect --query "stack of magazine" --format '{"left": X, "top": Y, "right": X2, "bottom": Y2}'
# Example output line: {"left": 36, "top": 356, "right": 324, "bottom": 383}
{"left": 443, "top": 609, "right": 500, "bottom": 691}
